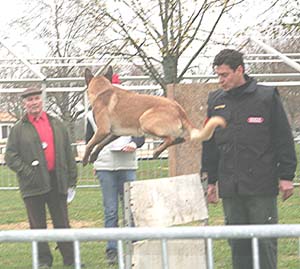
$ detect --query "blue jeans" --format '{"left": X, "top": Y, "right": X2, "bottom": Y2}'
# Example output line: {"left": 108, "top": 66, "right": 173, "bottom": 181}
{"left": 96, "top": 170, "right": 136, "bottom": 250}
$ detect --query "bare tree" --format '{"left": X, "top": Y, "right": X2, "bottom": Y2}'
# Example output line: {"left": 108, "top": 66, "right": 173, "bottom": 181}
{"left": 244, "top": 0, "right": 300, "bottom": 38}
{"left": 101, "top": 0, "right": 245, "bottom": 94}
{"left": 1, "top": 0, "right": 117, "bottom": 142}
{"left": 243, "top": 38, "right": 300, "bottom": 131}
{"left": 246, "top": 0, "right": 300, "bottom": 130}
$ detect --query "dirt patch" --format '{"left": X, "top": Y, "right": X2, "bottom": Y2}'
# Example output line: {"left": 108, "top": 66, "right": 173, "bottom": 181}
{"left": 0, "top": 222, "right": 29, "bottom": 230}
{"left": 0, "top": 220, "right": 98, "bottom": 230}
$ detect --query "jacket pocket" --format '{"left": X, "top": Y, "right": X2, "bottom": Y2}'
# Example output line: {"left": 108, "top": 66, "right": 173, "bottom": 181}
{"left": 18, "top": 166, "right": 44, "bottom": 194}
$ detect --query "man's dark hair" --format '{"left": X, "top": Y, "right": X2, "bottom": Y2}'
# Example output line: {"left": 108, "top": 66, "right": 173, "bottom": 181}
{"left": 213, "top": 49, "right": 245, "bottom": 71}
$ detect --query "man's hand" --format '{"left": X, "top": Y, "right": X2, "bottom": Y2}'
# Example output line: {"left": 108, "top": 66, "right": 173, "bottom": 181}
{"left": 207, "top": 184, "right": 218, "bottom": 204}
{"left": 279, "top": 179, "right": 294, "bottom": 201}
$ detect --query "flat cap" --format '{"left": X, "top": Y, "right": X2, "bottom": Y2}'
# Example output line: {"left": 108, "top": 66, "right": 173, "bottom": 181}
{"left": 21, "top": 87, "right": 43, "bottom": 98}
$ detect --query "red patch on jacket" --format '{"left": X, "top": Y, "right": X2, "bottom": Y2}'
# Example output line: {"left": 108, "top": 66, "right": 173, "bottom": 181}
{"left": 247, "top": 117, "right": 264, "bottom": 124}
{"left": 203, "top": 117, "right": 210, "bottom": 127}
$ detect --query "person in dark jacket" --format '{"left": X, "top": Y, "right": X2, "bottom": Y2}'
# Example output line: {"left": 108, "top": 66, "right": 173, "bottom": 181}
{"left": 5, "top": 87, "right": 78, "bottom": 268}
{"left": 201, "top": 49, "right": 297, "bottom": 269}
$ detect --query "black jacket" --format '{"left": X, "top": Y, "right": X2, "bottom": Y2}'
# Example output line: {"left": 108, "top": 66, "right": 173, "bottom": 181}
{"left": 202, "top": 76, "right": 297, "bottom": 197}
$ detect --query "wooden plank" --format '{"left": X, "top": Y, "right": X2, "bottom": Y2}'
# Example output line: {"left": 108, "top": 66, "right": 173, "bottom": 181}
{"left": 131, "top": 239, "right": 207, "bottom": 269}
{"left": 128, "top": 173, "right": 208, "bottom": 227}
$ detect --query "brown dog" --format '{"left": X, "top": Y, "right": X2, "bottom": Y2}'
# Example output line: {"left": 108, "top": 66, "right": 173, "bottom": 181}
{"left": 82, "top": 67, "right": 226, "bottom": 166}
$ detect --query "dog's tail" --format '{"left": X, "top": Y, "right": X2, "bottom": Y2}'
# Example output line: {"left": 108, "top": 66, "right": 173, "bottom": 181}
{"left": 189, "top": 116, "right": 226, "bottom": 142}
{"left": 176, "top": 103, "right": 226, "bottom": 141}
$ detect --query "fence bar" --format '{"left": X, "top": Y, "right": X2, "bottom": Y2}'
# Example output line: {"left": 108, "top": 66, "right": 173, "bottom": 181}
{"left": 0, "top": 40, "right": 46, "bottom": 80}
{"left": 0, "top": 226, "right": 289, "bottom": 241}
{"left": 1, "top": 73, "right": 300, "bottom": 86}
{"left": 1, "top": 225, "right": 300, "bottom": 268}
{"left": 118, "top": 240, "right": 125, "bottom": 269}
{"left": 32, "top": 241, "right": 39, "bottom": 269}
{"left": 2, "top": 225, "right": 300, "bottom": 242}
{"left": 206, "top": 238, "right": 214, "bottom": 269}
{"left": 250, "top": 37, "right": 300, "bottom": 73}
{"left": 252, "top": 237, "right": 260, "bottom": 269}
{"left": 161, "top": 239, "right": 169, "bottom": 269}
{"left": 74, "top": 240, "right": 81, "bottom": 269}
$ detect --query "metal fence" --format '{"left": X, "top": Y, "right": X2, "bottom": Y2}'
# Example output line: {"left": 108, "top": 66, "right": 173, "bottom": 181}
{"left": 0, "top": 139, "right": 169, "bottom": 190}
{"left": 1, "top": 140, "right": 300, "bottom": 189}
{"left": 1, "top": 224, "right": 300, "bottom": 269}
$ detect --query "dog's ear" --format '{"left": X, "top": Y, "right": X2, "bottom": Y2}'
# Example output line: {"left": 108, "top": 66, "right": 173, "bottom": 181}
{"left": 104, "top": 66, "right": 113, "bottom": 82}
{"left": 85, "top": 68, "right": 94, "bottom": 86}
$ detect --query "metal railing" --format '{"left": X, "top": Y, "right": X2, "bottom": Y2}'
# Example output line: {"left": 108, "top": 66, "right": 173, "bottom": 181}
{"left": 1, "top": 224, "right": 300, "bottom": 269}
{"left": 0, "top": 139, "right": 169, "bottom": 190}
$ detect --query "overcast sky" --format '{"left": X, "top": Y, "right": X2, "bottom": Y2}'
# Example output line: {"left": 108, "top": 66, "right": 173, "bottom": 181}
{"left": 0, "top": 0, "right": 291, "bottom": 60}
{"left": 0, "top": 0, "right": 24, "bottom": 26}
{"left": 0, "top": 1, "right": 273, "bottom": 35}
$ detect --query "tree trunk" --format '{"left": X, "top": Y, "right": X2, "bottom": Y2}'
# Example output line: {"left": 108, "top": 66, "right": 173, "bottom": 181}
{"left": 162, "top": 55, "right": 178, "bottom": 85}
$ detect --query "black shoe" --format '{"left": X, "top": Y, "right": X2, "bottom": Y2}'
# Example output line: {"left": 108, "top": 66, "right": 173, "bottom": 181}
{"left": 106, "top": 249, "right": 117, "bottom": 265}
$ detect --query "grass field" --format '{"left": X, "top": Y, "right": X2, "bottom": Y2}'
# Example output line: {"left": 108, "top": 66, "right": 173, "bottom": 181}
{"left": 0, "top": 186, "right": 300, "bottom": 268}
{"left": 0, "top": 152, "right": 299, "bottom": 268}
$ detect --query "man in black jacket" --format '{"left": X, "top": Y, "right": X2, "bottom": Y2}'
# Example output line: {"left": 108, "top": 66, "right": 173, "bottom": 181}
{"left": 202, "top": 49, "right": 297, "bottom": 269}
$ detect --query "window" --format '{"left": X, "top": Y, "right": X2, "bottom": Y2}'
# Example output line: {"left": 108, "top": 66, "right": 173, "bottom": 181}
{"left": 1, "top": 125, "right": 11, "bottom": 139}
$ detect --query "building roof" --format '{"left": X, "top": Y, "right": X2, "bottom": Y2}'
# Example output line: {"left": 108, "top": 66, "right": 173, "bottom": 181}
{"left": 0, "top": 112, "right": 17, "bottom": 123}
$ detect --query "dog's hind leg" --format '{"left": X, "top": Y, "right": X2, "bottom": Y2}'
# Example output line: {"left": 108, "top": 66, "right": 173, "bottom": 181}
{"left": 89, "top": 134, "right": 119, "bottom": 163}
{"left": 153, "top": 136, "right": 185, "bottom": 159}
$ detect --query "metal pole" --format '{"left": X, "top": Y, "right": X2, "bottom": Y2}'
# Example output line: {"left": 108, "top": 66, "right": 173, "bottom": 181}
{"left": 32, "top": 241, "right": 39, "bottom": 269}
{"left": 252, "top": 237, "right": 260, "bottom": 269}
{"left": 84, "top": 91, "right": 89, "bottom": 134}
{"left": 123, "top": 183, "right": 133, "bottom": 269}
{"left": 298, "top": 237, "right": 300, "bottom": 258}
{"left": 206, "top": 238, "right": 214, "bottom": 269}
{"left": 250, "top": 37, "right": 300, "bottom": 72}
{"left": 118, "top": 240, "right": 125, "bottom": 269}
{"left": 0, "top": 40, "right": 46, "bottom": 80}
{"left": 74, "top": 240, "right": 82, "bottom": 269}
{"left": 161, "top": 239, "right": 169, "bottom": 269}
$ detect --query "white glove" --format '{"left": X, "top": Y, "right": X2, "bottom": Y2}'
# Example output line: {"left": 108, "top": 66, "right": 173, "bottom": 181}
{"left": 67, "top": 186, "right": 76, "bottom": 204}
